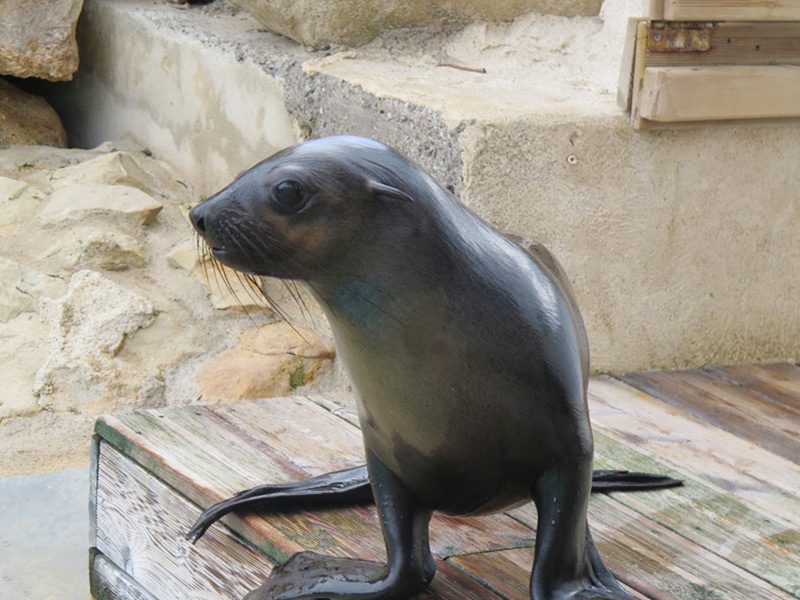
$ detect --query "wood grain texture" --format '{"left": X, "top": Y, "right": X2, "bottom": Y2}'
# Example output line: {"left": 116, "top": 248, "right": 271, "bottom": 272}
{"left": 622, "top": 368, "right": 800, "bottom": 463}
{"left": 93, "top": 442, "right": 503, "bottom": 600}
{"left": 646, "top": 22, "right": 800, "bottom": 68}
{"left": 91, "top": 551, "right": 156, "bottom": 600}
{"left": 638, "top": 65, "right": 800, "bottom": 122}
{"left": 95, "top": 442, "right": 275, "bottom": 599}
{"left": 618, "top": 18, "right": 642, "bottom": 110}
{"left": 590, "top": 377, "right": 800, "bottom": 526}
{"left": 712, "top": 363, "right": 800, "bottom": 410}
{"left": 93, "top": 363, "right": 800, "bottom": 600}
{"left": 98, "top": 397, "right": 535, "bottom": 566}
{"left": 591, "top": 432, "right": 800, "bottom": 597}
{"left": 663, "top": 0, "right": 800, "bottom": 21}
{"left": 511, "top": 498, "right": 797, "bottom": 600}
{"left": 450, "top": 547, "right": 649, "bottom": 600}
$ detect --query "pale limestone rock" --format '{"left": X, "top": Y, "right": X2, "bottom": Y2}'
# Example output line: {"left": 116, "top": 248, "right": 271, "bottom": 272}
{"left": 167, "top": 238, "right": 202, "bottom": 272}
{"left": 34, "top": 270, "right": 156, "bottom": 412}
{"left": 49, "top": 151, "right": 159, "bottom": 196}
{"left": 0, "top": 175, "right": 46, "bottom": 234}
{"left": 0, "top": 0, "right": 83, "bottom": 81}
{"left": 0, "top": 257, "right": 66, "bottom": 322}
{"left": 167, "top": 239, "right": 264, "bottom": 311}
{"left": 0, "top": 79, "right": 68, "bottom": 148}
{"left": 232, "top": 0, "right": 601, "bottom": 48}
{"left": 195, "top": 321, "right": 335, "bottom": 401}
{"left": 38, "top": 182, "right": 163, "bottom": 226}
{"left": 0, "top": 312, "right": 49, "bottom": 420}
{"left": 200, "top": 262, "right": 271, "bottom": 312}
{"left": 43, "top": 227, "right": 147, "bottom": 271}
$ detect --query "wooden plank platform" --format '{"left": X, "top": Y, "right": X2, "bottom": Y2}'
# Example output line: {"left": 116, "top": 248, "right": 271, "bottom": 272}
{"left": 90, "top": 363, "right": 800, "bottom": 599}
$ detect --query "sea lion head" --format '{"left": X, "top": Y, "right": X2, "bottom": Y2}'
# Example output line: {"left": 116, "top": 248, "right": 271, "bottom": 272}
{"left": 189, "top": 136, "right": 425, "bottom": 281}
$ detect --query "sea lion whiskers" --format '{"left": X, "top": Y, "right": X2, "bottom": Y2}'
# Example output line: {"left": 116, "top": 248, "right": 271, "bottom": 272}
{"left": 230, "top": 226, "right": 316, "bottom": 342}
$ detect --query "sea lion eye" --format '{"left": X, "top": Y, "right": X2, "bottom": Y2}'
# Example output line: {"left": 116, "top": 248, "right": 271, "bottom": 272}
{"left": 272, "top": 180, "right": 305, "bottom": 212}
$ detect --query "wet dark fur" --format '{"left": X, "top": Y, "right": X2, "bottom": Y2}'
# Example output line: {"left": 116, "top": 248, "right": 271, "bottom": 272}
{"left": 188, "top": 136, "right": 675, "bottom": 600}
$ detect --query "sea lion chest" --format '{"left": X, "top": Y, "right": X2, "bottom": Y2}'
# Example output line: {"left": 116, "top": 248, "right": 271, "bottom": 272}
{"left": 314, "top": 238, "right": 586, "bottom": 515}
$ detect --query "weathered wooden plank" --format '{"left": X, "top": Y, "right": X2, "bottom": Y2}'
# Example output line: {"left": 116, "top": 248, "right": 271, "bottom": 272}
{"left": 645, "top": 22, "right": 800, "bottom": 68}
{"left": 90, "top": 433, "right": 101, "bottom": 546}
{"left": 510, "top": 499, "right": 796, "bottom": 600}
{"left": 631, "top": 20, "right": 652, "bottom": 128}
{"left": 98, "top": 397, "right": 536, "bottom": 566}
{"left": 90, "top": 550, "right": 157, "bottom": 600}
{"left": 592, "top": 432, "right": 800, "bottom": 597}
{"left": 449, "top": 547, "right": 649, "bottom": 600}
{"left": 618, "top": 18, "right": 643, "bottom": 110}
{"left": 622, "top": 369, "right": 800, "bottom": 463}
{"left": 95, "top": 442, "right": 276, "bottom": 599}
{"left": 713, "top": 363, "right": 800, "bottom": 410}
{"left": 589, "top": 377, "right": 800, "bottom": 525}
{"left": 663, "top": 0, "right": 800, "bottom": 21}
{"left": 638, "top": 65, "right": 800, "bottom": 122}
{"left": 95, "top": 441, "right": 504, "bottom": 599}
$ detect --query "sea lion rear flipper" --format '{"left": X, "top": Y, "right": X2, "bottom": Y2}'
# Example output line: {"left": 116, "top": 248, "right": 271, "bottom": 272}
{"left": 186, "top": 465, "right": 372, "bottom": 543}
{"left": 591, "top": 470, "right": 683, "bottom": 492}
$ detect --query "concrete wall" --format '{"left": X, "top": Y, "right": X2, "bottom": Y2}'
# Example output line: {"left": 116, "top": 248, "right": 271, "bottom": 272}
{"left": 53, "top": 1, "right": 299, "bottom": 194}
{"left": 461, "top": 117, "right": 800, "bottom": 370}
{"left": 47, "top": 0, "right": 800, "bottom": 373}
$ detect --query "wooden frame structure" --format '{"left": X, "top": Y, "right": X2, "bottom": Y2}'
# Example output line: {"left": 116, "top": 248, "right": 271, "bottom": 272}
{"left": 620, "top": 2, "right": 800, "bottom": 128}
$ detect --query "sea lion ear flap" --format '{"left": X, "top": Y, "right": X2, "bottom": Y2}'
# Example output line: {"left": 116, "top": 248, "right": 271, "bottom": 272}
{"left": 367, "top": 180, "right": 415, "bottom": 203}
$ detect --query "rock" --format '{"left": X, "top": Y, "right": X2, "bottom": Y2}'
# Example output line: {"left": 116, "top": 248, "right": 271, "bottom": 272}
{"left": 0, "top": 411, "right": 95, "bottom": 476}
{"left": 167, "top": 239, "right": 267, "bottom": 311}
{"left": 43, "top": 227, "right": 147, "bottom": 271}
{"left": 34, "top": 270, "right": 156, "bottom": 412}
{"left": 38, "top": 182, "right": 163, "bottom": 226}
{"left": 49, "top": 151, "right": 159, "bottom": 196}
{"left": 0, "top": 79, "right": 68, "bottom": 148}
{"left": 0, "top": 175, "right": 46, "bottom": 235}
{"left": 0, "top": 257, "right": 66, "bottom": 323}
{"left": 195, "top": 321, "right": 335, "bottom": 401}
{"left": 231, "top": 0, "right": 601, "bottom": 48}
{"left": 167, "top": 238, "right": 202, "bottom": 272}
{"left": 0, "top": 0, "right": 84, "bottom": 81}
{"left": 0, "top": 312, "right": 50, "bottom": 420}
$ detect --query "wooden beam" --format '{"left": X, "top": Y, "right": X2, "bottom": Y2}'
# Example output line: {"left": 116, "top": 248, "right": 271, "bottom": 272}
{"left": 638, "top": 65, "right": 800, "bottom": 122}
{"left": 663, "top": 0, "right": 800, "bottom": 21}
{"left": 645, "top": 22, "right": 800, "bottom": 68}
{"left": 617, "top": 18, "right": 643, "bottom": 110}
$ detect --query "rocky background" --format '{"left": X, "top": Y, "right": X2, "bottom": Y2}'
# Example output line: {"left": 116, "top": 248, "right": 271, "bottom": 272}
{"left": 0, "top": 0, "right": 341, "bottom": 477}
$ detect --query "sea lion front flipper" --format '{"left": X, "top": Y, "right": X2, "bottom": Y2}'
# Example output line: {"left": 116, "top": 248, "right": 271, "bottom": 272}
{"left": 531, "top": 464, "right": 636, "bottom": 600}
{"left": 244, "top": 451, "right": 435, "bottom": 600}
{"left": 186, "top": 465, "right": 372, "bottom": 543}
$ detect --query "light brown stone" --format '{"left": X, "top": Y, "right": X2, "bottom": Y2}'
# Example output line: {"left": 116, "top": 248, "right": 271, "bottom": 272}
{"left": 0, "top": 79, "right": 67, "bottom": 148}
{"left": 232, "top": 0, "right": 602, "bottom": 48}
{"left": 44, "top": 227, "right": 147, "bottom": 271}
{"left": 34, "top": 270, "right": 156, "bottom": 413}
{"left": 38, "top": 182, "right": 163, "bottom": 226}
{"left": 195, "top": 322, "right": 335, "bottom": 401}
{"left": 0, "top": 257, "right": 66, "bottom": 323}
{"left": 0, "top": 0, "right": 84, "bottom": 81}
{"left": 0, "top": 175, "right": 47, "bottom": 235}
{"left": 50, "top": 151, "right": 159, "bottom": 196}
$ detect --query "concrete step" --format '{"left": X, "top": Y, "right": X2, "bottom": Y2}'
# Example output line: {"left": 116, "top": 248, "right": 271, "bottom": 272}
{"left": 47, "top": 0, "right": 800, "bottom": 372}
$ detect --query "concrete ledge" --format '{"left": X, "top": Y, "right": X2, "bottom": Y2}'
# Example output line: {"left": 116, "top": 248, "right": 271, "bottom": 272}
{"left": 48, "top": 0, "right": 800, "bottom": 372}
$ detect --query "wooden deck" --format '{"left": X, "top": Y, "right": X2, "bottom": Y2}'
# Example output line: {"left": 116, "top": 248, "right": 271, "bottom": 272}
{"left": 90, "top": 363, "right": 800, "bottom": 600}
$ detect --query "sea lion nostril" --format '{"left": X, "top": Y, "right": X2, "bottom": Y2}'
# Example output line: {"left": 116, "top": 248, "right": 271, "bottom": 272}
{"left": 190, "top": 207, "right": 206, "bottom": 233}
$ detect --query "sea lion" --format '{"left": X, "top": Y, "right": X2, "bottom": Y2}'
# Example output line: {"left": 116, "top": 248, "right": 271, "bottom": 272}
{"left": 188, "top": 136, "right": 677, "bottom": 599}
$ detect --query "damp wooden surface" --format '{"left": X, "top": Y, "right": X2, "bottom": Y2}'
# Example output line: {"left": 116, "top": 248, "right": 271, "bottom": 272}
{"left": 91, "top": 362, "right": 800, "bottom": 599}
